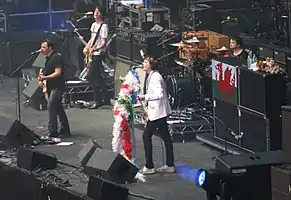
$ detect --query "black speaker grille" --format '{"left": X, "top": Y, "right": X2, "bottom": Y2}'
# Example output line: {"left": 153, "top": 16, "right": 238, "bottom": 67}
{"left": 214, "top": 99, "right": 239, "bottom": 145}
{"left": 239, "top": 67, "right": 284, "bottom": 117}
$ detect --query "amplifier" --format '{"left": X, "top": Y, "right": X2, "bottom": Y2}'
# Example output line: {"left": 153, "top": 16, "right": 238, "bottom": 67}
{"left": 271, "top": 165, "right": 291, "bottom": 200}
{"left": 116, "top": 27, "right": 141, "bottom": 60}
{"left": 258, "top": 45, "right": 274, "bottom": 59}
{"left": 282, "top": 106, "right": 291, "bottom": 163}
{"left": 213, "top": 99, "right": 239, "bottom": 146}
{"left": 114, "top": 57, "right": 146, "bottom": 98}
{"left": 215, "top": 151, "right": 285, "bottom": 200}
{"left": 239, "top": 107, "right": 282, "bottom": 152}
{"left": 274, "top": 48, "right": 287, "bottom": 65}
{"left": 132, "top": 31, "right": 164, "bottom": 63}
{"left": 239, "top": 67, "right": 285, "bottom": 117}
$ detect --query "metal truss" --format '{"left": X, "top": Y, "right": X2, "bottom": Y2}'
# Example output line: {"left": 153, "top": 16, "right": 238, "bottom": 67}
{"left": 134, "top": 108, "right": 213, "bottom": 142}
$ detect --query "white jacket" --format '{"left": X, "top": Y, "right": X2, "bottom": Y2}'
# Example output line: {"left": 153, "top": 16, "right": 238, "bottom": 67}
{"left": 145, "top": 71, "right": 171, "bottom": 121}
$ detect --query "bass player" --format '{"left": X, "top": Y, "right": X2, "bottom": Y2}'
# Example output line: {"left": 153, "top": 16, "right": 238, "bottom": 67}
{"left": 83, "top": 5, "right": 108, "bottom": 109}
{"left": 38, "top": 39, "right": 71, "bottom": 138}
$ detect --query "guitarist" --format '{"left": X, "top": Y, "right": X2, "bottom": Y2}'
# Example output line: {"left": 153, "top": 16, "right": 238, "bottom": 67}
{"left": 83, "top": 5, "right": 108, "bottom": 109}
{"left": 38, "top": 39, "right": 71, "bottom": 137}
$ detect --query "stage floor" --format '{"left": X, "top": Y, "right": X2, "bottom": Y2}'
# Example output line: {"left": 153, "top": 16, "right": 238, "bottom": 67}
{"left": 0, "top": 77, "right": 219, "bottom": 200}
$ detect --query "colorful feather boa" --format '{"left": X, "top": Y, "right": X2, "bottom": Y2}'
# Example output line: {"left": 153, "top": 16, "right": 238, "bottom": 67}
{"left": 112, "top": 69, "right": 140, "bottom": 161}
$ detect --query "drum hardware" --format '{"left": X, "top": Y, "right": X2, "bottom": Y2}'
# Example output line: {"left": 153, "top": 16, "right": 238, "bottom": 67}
{"left": 169, "top": 43, "right": 191, "bottom": 47}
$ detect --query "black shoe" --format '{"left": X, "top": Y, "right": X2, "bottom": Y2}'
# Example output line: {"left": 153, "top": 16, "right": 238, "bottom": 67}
{"left": 47, "top": 132, "right": 59, "bottom": 138}
{"left": 58, "top": 130, "right": 71, "bottom": 137}
{"left": 88, "top": 102, "right": 102, "bottom": 109}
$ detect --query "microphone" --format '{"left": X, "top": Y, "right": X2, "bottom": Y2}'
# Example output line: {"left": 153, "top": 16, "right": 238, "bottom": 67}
{"left": 30, "top": 49, "right": 41, "bottom": 55}
{"left": 76, "top": 12, "right": 93, "bottom": 22}
{"left": 131, "top": 65, "right": 143, "bottom": 69}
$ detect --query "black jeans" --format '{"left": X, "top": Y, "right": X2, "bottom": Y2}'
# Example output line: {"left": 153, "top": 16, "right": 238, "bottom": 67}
{"left": 87, "top": 55, "right": 104, "bottom": 103}
{"left": 143, "top": 117, "right": 174, "bottom": 169}
{"left": 47, "top": 89, "right": 70, "bottom": 135}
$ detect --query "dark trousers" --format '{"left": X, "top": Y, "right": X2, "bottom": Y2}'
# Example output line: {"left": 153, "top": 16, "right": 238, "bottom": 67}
{"left": 87, "top": 55, "right": 104, "bottom": 103}
{"left": 143, "top": 117, "right": 174, "bottom": 169}
{"left": 47, "top": 89, "right": 70, "bottom": 135}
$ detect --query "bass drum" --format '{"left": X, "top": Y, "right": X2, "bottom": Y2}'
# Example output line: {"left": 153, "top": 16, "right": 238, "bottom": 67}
{"left": 166, "top": 76, "right": 196, "bottom": 109}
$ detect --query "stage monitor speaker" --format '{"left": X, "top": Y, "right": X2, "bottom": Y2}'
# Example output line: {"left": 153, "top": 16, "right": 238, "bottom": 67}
{"left": 87, "top": 176, "right": 129, "bottom": 200}
{"left": 215, "top": 151, "right": 285, "bottom": 200}
{"left": 282, "top": 106, "right": 291, "bottom": 162}
{"left": 32, "top": 53, "right": 45, "bottom": 69}
{"left": 271, "top": 165, "right": 291, "bottom": 200}
{"left": 23, "top": 79, "right": 47, "bottom": 110}
{"left": 78, "top": 139, "right": 103, "bottom": 166}
{"left": 17, "top": 147, "right": 57, "bottom": 171}
{"left": 0, "top": 116, "right": 37, "bottom": 149}
{"left": 239, "top": 107, "right": 282, "bottom": 152}
{"left": 84, "top": 148, "right": 139, "bottom": 184}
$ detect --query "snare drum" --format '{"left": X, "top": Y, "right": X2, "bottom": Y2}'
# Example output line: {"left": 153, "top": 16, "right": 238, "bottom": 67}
{"left": 166, "top": 76, "right": 196, "bottom": 109}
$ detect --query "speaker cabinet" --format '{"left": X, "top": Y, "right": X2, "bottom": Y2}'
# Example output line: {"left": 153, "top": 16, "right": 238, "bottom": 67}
{"left": 239, "top": 67, "right": 284, "bottom": 117}
{"left": 215, "top": 151, "right": 285, "bottom": 200}
{"left": 23, "top": 79, "right": 47, "bottom": 110}
{"left": 83, "top": 148, "right": 139, "bottom": 184}
{"left": 78, "top": 139, "right": 102, "bottom": 166}
{"left": 116, "top": 27, "right": 141, "bottom": 60}
{"left": 132, "top": 32, "right": 163, "bottom": 63}
{"left": 282, "top": 106, "right": 291, "bottom": 162}
{"left": 239, "top": 107, "right": 282, "bottom": 152}
{"left": 0, "top": 116, "right": 37, "bottom": 149}
{"left": 17, "top": 147, "right": 57, "bottom": 171}
{"left": 114, "top": 57, "right": 145, "bottom": 98}
{"left": 271, "top": 166, "right": 291, "bottom": 200}
{"left": 214, "top": 99, "right": 239, "bottom": 145}
{"left": 87, "top": 176, "right": 129, "bottom": 200}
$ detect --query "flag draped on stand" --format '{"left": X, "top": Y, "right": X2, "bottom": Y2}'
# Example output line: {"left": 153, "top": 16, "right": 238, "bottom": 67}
{"left": 212, "top": 59, "right": 238, "bottom": 105}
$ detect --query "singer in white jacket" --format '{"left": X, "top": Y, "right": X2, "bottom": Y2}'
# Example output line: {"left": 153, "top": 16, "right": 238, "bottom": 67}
{"left": 138, "top": 55, "right": 175, "bottom": 175}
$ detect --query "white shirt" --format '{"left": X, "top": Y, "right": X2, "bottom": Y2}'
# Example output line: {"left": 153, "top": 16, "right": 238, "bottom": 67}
{"left": 145, "top": 71, "right": 171, "bottom": 121}
{"left": 90, "top": 22, "right": 108, "bottom": 55}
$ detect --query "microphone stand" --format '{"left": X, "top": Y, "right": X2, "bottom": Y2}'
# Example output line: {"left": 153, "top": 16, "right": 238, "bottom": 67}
{"left": 212, "top": 113, "right": 241, "bottom": 156}
{"left": 10, "top": 54, "right": 36, "bottom": 122}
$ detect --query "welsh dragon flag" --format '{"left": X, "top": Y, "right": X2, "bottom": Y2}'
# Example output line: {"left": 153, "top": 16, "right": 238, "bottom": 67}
{"left": 212, "top": 59, "right": 238, "bottom": 105}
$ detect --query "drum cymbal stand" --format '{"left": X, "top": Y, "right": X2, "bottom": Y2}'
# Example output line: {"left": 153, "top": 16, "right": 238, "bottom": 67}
{"left": 157, "top": 32, "right": 181, "bottom": 76}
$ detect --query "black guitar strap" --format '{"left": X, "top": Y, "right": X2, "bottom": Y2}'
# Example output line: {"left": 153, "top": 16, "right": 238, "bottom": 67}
{"left": 91, "top": 22, "right": 104, "bottom": 47}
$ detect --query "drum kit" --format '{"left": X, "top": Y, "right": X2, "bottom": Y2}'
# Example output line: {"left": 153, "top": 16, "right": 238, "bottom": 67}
{"left": 165, "top": 33, "right": 231, "bottom": 110}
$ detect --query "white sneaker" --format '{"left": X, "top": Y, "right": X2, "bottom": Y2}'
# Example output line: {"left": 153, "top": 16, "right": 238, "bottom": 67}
{"left": 156, "top": 165, "right": 175, "bottom": 173}
{"left": 140, "top": 166, "right": 155, "bottom": 175}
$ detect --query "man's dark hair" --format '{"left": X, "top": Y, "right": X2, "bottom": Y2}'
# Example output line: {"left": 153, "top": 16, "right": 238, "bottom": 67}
{"left": 144, "top": 54, "right": 159, "bottom": 70}
{"left": 95, "top": 5, "right": 106, "bottom": 17}
{"left": 41, "top": 39, "right": 55, "bottom": 50}
{"left": 230, "top": 36, "right": 244, "bottom": 47}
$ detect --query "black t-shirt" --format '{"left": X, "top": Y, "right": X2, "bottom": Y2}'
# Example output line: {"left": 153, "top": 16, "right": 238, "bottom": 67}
{"left": 232, "top": 49, "right": 248, "bottom": 60}
{"left": 43, "top": 51, "right": 65, "bottom": 90}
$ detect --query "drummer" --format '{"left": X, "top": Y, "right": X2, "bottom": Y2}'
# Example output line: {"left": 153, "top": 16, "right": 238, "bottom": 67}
{"left": 229, "top": 36, "right": 248, "bottom": 60}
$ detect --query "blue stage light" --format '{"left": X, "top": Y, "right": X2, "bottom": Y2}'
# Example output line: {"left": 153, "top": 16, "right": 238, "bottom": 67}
{"left": 195, "top": 169, "right": 206, "bottom": 187}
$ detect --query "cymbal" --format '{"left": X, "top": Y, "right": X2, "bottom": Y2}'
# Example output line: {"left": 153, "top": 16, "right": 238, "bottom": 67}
{"left": 174, "top": 59, "right": 192, "bottom": 67}
{"left": 184, "top": 37, "right": 200, "bottom": 43}
{"left": 216, "top": 46, "right": 229, "bottom": 52}
{"left": 169, "top": 43, "right": 189, "bottom": 47}
{"left": 188, "top": 4, "right": 211, "bottom": 12}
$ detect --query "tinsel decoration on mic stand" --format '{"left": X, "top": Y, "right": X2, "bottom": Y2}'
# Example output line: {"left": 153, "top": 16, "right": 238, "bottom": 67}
{"left": 111, "top": 68, "right": 145, "bottom": 182}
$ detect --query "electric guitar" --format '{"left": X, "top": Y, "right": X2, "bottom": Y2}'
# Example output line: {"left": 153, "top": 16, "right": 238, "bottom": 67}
{"left": 38, "top": 69, "right": 49, "bottom": 101}
{"left": 78, "top": 32, "right": 116, "bottom": 67}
